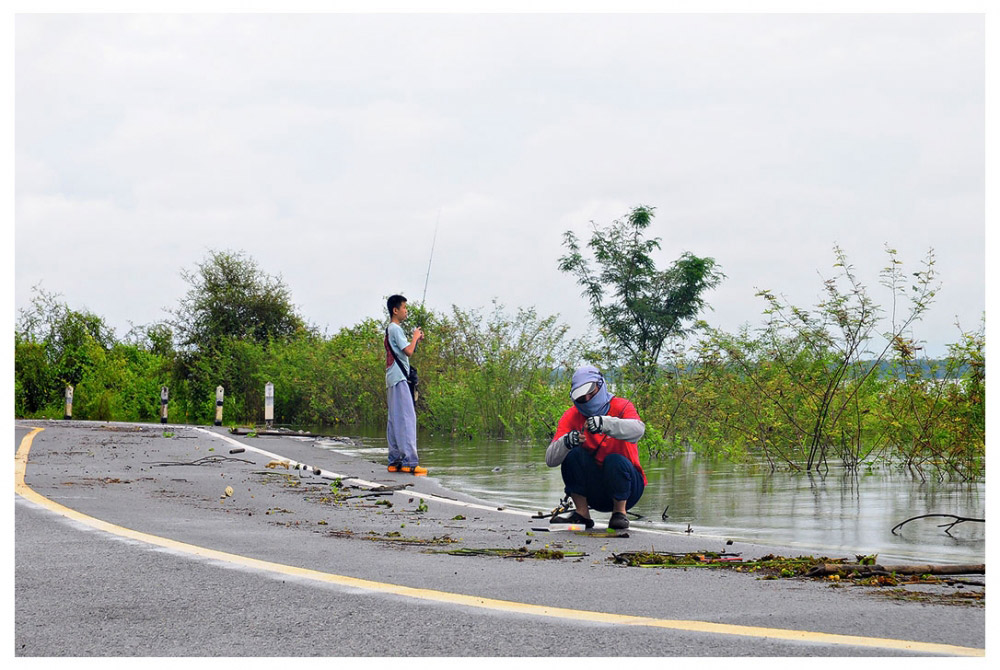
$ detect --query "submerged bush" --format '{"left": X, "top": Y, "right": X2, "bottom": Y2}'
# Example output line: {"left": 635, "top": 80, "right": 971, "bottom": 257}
{"left": 14, "top": 248, "right": 984, "bottom": 480}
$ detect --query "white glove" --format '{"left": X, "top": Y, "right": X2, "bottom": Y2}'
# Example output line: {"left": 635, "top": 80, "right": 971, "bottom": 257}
{"left": 564, "top": 430, "right": 583, "bottom": 448}
{"left": 585, "top": 416, "right": 606, "bottom": 434}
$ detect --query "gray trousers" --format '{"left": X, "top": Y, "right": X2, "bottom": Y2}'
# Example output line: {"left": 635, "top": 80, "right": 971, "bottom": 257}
{"left": 386, "top": 380, "right": 418, "bottom": 466}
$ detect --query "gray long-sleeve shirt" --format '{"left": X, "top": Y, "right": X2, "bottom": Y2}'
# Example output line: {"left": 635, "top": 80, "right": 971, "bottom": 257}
{"left": 545, "top": 415, "right": 646, "bottom": 467}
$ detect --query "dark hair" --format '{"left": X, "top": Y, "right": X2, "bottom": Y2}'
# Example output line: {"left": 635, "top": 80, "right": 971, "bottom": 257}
{"left": 387, "top": 294, "right": 407, "bottom": 315}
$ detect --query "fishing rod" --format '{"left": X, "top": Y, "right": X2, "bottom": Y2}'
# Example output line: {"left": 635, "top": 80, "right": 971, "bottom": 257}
{"left": 409, "top": 210, "right": 440, "bottom": 337}
{"left": 421, "top": 209, "right": 440, "bottom": 307}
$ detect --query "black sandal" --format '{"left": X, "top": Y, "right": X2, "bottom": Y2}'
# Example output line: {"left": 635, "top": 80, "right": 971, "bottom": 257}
{"left": 609, "top": 512, "right": 630, "bottom": 530}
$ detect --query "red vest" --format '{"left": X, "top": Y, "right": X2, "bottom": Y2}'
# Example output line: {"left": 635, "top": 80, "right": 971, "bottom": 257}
{"left": 554, "top": 397, "right": 647, "bottom": 485}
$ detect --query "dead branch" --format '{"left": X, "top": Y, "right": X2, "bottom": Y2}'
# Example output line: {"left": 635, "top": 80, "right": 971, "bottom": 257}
{"left": 806, "top": 563, "right": 984, "bottom": 578}
{"left": 891, "top": 513, "right": 984, "bottom": 535}
{"left": 337, "top": 483, "right": 413, "bottom": 500}
{"left": 229, "top": 427, "right": 352, "bottom": 440}
{"left": 146, "top": 455, "right": 256, "bottom": 467}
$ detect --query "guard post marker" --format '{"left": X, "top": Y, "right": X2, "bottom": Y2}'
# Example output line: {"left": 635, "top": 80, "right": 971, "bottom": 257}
{"left": 214, "top": 386, "right": 224, "bottom": 426}
{"left": 160, "top": 386, "right": 169, "bottom": 424}
{"left": 264, "top": 382, "right": 274, "bottom": 429}
{"left": 64, "top": 386, "right": 73, "bottom": 420}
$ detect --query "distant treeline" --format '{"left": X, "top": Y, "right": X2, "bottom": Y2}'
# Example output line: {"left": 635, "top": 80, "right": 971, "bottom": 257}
{"left": 14, "top": 249, "right": 985, "bottom": 480}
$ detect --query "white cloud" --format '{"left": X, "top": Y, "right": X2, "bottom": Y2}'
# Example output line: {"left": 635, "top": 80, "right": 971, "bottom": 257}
{"left": 15, "top": 12, "right": 985, "bottom": 356}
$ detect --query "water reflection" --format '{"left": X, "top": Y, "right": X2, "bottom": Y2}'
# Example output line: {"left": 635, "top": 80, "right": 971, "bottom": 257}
{"left": 307, "top": 427, "right": 984, "bottom": 565}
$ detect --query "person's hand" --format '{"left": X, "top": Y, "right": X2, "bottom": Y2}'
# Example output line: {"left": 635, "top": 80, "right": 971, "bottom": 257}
{"left": 413, "top": 327, "right": 424, "bottom": 342}
{"left": 564, "top": 430, "right": 583, "bottom": 449}
{"left": 585, "top": 416, "right": 606, "bottom": 434}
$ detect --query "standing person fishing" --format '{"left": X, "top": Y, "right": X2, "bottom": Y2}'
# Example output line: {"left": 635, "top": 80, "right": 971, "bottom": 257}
{"left": 384, "top": 294, "right": 426, "bottom": 475}
{"left": 545, "top": 365, "right": 646, "bottom": 529}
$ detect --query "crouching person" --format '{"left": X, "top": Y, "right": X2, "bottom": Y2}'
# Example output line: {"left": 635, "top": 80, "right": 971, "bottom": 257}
{"left": 545, "top": 365, "right": 646, "bottom": 530}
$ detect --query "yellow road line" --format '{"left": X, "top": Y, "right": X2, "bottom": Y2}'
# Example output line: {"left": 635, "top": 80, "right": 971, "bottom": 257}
{"left": 14, "top": 426, "right": 984, "bottom": 657}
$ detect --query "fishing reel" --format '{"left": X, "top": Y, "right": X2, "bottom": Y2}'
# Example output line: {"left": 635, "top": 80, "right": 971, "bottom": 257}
{"left": 531, "top": 494, "right": 573, "bottom": 520}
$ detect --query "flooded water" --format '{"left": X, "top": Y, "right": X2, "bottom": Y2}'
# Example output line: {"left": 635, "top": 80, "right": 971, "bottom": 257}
{"left": 305, "top": 427, "right": 985, "bottom": 566}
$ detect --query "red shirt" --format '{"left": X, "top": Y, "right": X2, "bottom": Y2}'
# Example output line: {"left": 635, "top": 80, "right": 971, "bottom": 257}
{"left": 554, "top": 397, "right": 647, "bottom": 485}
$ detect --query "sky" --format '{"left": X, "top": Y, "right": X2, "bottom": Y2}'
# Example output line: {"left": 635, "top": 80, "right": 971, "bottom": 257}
{"left": 12, "top": 4, "right": 988, "bottom": 359}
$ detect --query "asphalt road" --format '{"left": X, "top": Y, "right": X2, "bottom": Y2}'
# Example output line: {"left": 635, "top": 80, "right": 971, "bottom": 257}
{"left": 14, "top": 420, "right": 986, "bottom": 657}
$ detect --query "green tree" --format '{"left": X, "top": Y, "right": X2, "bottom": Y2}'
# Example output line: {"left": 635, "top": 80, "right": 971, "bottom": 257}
{"left": 167, "top": 250, "right": 307, "bottom": 425}
{"left": 14, "top": 336, "right": 52, "bottom": 415}
{"left": 124, "top": 321, "right": 176, "bottom": 358}
{"left": 171, "top": 250, "right": 305, "bottom": 351}
{"left": 558, "top": 205, "right": 724, "bottom": 384}
{"left": 707, "top": 245, "right": 941, "bottom": 472}
{"left": 431, "top": 302, "right": 580, "bottom": 438}
{"left": 15, "top": 286, "right": 116, "bottom": 413}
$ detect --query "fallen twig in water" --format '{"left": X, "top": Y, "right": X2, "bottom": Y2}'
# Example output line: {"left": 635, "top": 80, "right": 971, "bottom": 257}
{"left": 891, "top": 513, "right": 984, "bottom": 536}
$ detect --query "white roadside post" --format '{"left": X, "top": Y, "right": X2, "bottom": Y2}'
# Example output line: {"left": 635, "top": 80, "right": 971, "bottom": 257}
{"left": 215, "top": 386, "right": 225, "bottom": 426}
{"left": 264, "top": 382, "right": 274, "bottom": 429}
{"left": 64, "top": 385, "right": 73, "bottom": 420}
{"left": 160, "top": 386, "right": 169, "bottom": 424}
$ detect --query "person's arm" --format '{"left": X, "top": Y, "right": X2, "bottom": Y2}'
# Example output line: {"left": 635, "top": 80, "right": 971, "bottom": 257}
{"left": 401, "top": 327, "right": 423, "bottom": 356}
{"left": 591, "top": 415, "right": 645, "bottom": 442}
{"left": 390, "top": 324, "right": 420, "bottom": 358}
{"left": 584, "top": 400, "right": 645, "bottom": 442}
{"left": 546, "top": 410, "right": 582, "bottom": 467}
{"left": 545, "top": 434, "right": 571, "bottom": 467}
